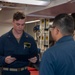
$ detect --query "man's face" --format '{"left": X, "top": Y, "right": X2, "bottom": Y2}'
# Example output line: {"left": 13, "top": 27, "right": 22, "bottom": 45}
{"left": 49, "top": 25, "right": 56, "bottom": 41}
{"left": 13, "top": 19, "right": 25, "bottom": 34}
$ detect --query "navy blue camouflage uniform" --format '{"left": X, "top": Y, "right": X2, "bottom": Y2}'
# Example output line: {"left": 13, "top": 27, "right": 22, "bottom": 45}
{"left": 40, "top": 36, "right": 75, "bottom": 75}
{"left": 0, "top": 29, "right": 38, "bottom": 75}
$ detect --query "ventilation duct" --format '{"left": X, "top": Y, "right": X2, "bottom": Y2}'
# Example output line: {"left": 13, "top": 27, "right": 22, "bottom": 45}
{"left": 0, "top": 0, "right": 50, "bottom": 6}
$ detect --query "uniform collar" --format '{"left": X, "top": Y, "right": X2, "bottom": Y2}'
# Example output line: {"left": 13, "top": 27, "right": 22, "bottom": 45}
{"left": 56, "top": 35, "right": 74, "bottom": 44}
{"left": 7, "top": 28, "right": 13, "bottom": 38}
{"left": 8, "top": 28, "right": 29, "bottom": 39}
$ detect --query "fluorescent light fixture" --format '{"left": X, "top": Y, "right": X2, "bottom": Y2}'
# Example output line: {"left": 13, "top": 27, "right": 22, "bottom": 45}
{"left": 25, "top": 20, "right": 40, "bottom": 24}
{"left": 1, "top": 0, "right": 50, "bottom": 6}
{"left": 28, "top": 14, "right": 55, "bottom": 18}
{"left": 0, "top": 7, "right": 2, "bottom": 11}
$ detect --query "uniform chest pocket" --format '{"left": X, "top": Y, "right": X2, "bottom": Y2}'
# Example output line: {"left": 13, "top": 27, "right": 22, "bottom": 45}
{"left": 4, "top": 49, "right": 15, "bottom": 56}
{"left": 23, "top": 47, "right": 30, "bottom": 55}
{"left": 4, "top": 45, "right": 16, "bottom": 56}
{"left": 4, "top": 41, "right": 16, "bottom": 56}
{"left": 22, "top": 42, "right": 31, "bottom": 54}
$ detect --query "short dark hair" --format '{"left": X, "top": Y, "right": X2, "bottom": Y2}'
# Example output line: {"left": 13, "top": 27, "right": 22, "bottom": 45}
{"left": 13, "top": 11, "right": 25, "bottom": 21}
{"left": 71, "top": 13, "right": 75, "bottom": 29}
{"left": 71, "top": 13, "right": 75, "bottom": 19}
{"left": 53, "top": 13, "right": 74, "bottom": 35}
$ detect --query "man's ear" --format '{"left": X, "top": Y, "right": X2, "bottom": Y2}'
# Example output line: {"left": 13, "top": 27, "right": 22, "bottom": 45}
{"left": 55, "top": 27, "right": 59, "bottom": 35}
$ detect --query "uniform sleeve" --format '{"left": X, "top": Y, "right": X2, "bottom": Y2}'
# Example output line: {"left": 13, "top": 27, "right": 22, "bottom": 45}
{"left": 29, "top": 37, "right": 39, "bottom": 62}
{"left": 39, "top": 51, "right": 55, "bottom": 75}
{"left": 0, "top": 37, "right": 7, "bottom": 66}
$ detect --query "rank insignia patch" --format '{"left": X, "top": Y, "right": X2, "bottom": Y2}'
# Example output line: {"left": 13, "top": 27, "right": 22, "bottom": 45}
{"left": 24, "top": 42, "right": 31, "bottom": 48}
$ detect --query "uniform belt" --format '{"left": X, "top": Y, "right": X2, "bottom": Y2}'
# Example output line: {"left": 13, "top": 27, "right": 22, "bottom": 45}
{"left": 2, "top": 67, "right": 27, "bottom": 71}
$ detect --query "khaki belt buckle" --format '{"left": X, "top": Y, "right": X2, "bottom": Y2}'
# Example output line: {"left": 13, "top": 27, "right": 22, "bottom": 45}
{"left": 2, "top": 67, "right": 27, "bottom": 71}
